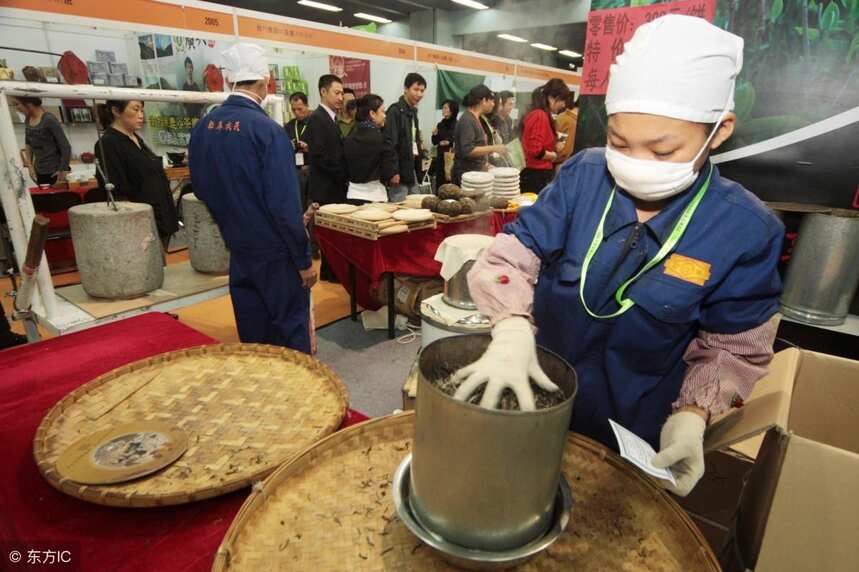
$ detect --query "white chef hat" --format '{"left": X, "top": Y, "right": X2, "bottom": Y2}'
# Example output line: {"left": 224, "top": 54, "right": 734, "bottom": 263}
{"left": 222, "top": 43, "right": 269, "bottom": 83}
{"left": 605, "top": 15, "right": 744, "bottom": 124}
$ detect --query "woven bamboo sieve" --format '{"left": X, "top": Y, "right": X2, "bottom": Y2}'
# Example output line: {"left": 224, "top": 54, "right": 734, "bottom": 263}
{"left": 213, "top": 412, "right": 720, "bottom": 571}
{"left": 34, "top": 344, "right": 349, "bottom": 508}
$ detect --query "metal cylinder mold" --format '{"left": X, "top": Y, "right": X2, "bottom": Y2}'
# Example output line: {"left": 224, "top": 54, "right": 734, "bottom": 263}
{"left": 411, "top": 335, "right": 577, "bottom": 552}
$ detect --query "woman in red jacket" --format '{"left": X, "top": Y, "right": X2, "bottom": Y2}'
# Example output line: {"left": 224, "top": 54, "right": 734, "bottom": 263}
{"left": 520, "top": 78, "right": 570, "bottom": 194}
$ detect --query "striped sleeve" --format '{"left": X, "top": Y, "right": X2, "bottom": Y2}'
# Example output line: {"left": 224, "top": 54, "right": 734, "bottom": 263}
{"left": 673, "top": 314, "right": 781, "bottom": 418}
{"left": 467, "top": 233, "right": 541, "bottom": 326}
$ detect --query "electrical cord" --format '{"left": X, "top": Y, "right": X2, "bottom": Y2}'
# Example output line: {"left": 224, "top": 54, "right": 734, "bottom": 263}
{"left": 396, "top": 323, "right": 421, "bottom": 345}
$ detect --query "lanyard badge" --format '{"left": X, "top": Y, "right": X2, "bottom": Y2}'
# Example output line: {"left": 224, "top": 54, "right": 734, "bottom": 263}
{"left": 579, "top": 165, "right": 713, "bottom": 319}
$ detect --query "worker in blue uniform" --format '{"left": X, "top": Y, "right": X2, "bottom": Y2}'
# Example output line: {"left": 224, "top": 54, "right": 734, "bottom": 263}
{"left": 189, "top": 43, "right": 316, "bottom": 353}
{"left": 457, "top": 16, "right": 784, "bottom": 497}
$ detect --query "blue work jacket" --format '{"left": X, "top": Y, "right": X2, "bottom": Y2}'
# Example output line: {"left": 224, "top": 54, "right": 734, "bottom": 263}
{"left": 507, "top": 149, "right": 784, "bottom": 449}
{"left": 189, "top": 95, "right": 310, "bottom": 268}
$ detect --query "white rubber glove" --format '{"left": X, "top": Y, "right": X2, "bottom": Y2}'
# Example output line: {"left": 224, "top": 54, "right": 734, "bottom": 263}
{"left": 651, "top": 411, "right": 707, "bottom": 497}
{"left": 452, "top": 317, "right": 559, "bottom": 411}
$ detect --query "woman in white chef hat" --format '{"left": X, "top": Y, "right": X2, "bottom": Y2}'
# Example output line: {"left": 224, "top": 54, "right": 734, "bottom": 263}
{"left": 455, "top": 15, "right": 784, "bottom": 496}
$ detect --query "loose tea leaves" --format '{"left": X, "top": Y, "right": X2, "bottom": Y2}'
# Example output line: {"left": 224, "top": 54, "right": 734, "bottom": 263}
{"left": 433, "top": 375, "right": 566, "bottom": 410}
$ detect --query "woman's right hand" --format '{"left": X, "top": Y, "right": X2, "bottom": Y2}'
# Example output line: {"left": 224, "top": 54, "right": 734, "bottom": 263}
{"left": 544, "top": 151, "right": 558, "bottom": 162}
{"left": 452, "top": 317, "right": 559, "bottom": 411}
{"left": 494, "top": 144, "right": 508, "bottom": 155}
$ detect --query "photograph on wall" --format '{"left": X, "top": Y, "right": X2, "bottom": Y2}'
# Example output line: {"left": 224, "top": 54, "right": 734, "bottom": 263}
{"left": 138, "top": 35, "right": 155, "bottom": 61}
{"left": 329, "top": 56, "right": 370, "bottom": 97}
{"left": 155, "top": 34, "right": 174, "bottom": 58}
{"left": 134, "top": 34, "right": 228, "bottom": 149}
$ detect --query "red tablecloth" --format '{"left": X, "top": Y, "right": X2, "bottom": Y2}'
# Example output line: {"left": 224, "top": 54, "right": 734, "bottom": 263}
{"left": 316, "top": 214, "right": 493, "bottom": 311}
{"left": 490, "top": 211, "right": 518, "bottom": 235}
{"left": 0, "top": 313, "right": 368, "bottom": 572}
{"left": 29, "top": 184, "right": 92, "bottom": 199}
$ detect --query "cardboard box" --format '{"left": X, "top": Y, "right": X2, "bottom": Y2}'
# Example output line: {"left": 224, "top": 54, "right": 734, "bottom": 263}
{"left": 705, "top": 348, "right": 859, "bottom": 572}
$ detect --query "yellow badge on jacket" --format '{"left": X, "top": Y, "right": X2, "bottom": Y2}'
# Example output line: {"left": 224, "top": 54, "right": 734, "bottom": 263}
{"left": 663, "top": 254, "right": 711, "bottom": 286}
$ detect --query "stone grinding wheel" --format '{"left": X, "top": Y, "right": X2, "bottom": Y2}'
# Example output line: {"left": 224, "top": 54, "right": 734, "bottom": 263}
{"left": 182, "top": 193, "right": 230, "bottom": 275}
{"left": 68, "top": 202, "right": 164, "bottom": 299}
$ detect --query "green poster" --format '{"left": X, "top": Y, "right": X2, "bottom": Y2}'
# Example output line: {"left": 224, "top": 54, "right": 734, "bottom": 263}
{"left": 436, "top": 70, "right": 486, "bottom": 109}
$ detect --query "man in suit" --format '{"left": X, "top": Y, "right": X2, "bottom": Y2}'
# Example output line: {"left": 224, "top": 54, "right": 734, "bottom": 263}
{"left": 307, "top": 74, "right": 346, "bottom": 206}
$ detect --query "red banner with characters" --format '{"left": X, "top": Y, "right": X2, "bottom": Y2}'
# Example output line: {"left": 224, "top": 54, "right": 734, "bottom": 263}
{"left": 580, "top": 0, "right": 716, "bottom": 96}
{"left": 329, "top": 56, "right": 371, "bottom": 97}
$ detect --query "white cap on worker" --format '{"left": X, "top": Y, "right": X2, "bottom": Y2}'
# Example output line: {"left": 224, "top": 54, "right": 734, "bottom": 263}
{"left": 605, "top": 15, "right": 744, "bottom": 124}
{"left": 222, "top": 43, "right": 269, "bottom": 83}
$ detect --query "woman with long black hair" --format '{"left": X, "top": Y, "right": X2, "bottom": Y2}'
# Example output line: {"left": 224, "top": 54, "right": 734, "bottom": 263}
{"left": 344, "top": 93, "right": 397, "bottom": 205}
{"left": 94, "top": 100, "right": 179, "bottom": 249}
{"left": 520, "top": 78, "right": 569, "bottom": 194}
{"left": 432, "top": 99, "right": 458, "bottom": 190}
{"left": 452, "top": 85, "right": 507, "bottom": 186}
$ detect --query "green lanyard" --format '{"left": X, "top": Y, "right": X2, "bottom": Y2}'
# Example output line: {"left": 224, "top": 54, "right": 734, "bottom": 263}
{"left": 579, "top": 165, "right": 713, "bottom": 319}
{"left": 295, "top": 121, "right": 306, "bottom": 146}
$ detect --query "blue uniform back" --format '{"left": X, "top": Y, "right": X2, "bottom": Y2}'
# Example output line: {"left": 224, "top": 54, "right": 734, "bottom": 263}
{"left": 189, "top": 95, "right": 309, "bottom": 267}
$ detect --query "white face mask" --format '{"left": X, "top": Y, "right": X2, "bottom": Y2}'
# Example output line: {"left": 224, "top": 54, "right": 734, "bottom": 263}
{"left": 605, "top": 103, "right": 731, "bottom": 202}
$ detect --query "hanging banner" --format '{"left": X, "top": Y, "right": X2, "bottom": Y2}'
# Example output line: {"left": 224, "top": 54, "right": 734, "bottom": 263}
{"left": 136, "top": 33, "right": 227, "bottom": 148}
{"left": 580, "top": 0, "right": 716, "bottom": 96}
{"left": 436, "top": 70, "right": 485, "bottom": 110}
{"left": 329, "top": 56, "right": 370, "bottom": 97}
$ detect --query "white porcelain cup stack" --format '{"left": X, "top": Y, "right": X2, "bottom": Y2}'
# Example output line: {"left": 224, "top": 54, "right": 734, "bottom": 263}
{"left": 461, "top": 171, "right": 495, "bottom": 198}
{"left": 491, "top": 167, "right": 521, "bottom": 200}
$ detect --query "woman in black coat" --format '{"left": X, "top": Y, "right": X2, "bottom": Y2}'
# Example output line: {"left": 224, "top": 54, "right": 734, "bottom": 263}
{"left": 432, "top": 99, "right": 458, "bottom": 191}
{"left": 344, "top": 94, "right": 397, "bottom": 205}
{"left": 94, "top": 100, "right": 179, "bottom": 249}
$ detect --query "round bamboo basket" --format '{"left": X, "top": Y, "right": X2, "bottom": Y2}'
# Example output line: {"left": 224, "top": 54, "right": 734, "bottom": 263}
{"left": 213, "top": 412, "right": 719, "bottom": 571}
{"left": 34, "top": 344, "right": 349, "bottom": 507}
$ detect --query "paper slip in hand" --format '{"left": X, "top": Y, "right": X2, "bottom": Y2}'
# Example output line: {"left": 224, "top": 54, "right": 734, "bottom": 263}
{"left": 609, "top": 419, "right": 677, "bottom": 487}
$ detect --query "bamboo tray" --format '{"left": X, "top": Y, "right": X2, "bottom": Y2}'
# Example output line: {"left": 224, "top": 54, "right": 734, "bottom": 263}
{"left": 316, "top": 211, "right": 436, "bottom": 240}
{"left": 213, "top": 413, "right": 719, "bottom": 571}
{"left": 433, "top": 211, "right": 490, "bottom": 224}
{"left": 34, "top": 344, "right": 349, "bottom": 507}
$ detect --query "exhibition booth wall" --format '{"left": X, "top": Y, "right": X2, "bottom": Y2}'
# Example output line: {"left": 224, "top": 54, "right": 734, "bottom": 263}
{"left": 0, "top": 0, "right": 580, "bottom": 156}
